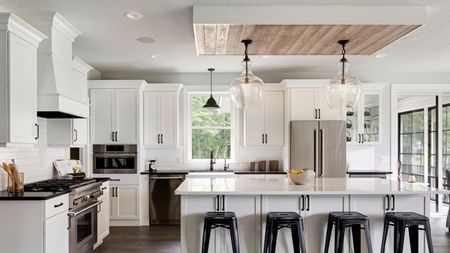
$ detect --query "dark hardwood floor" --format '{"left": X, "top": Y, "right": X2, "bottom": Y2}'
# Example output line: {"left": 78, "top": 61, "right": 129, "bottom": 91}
{"left": 95, "top": 214, "right": 450, "bottom": 253}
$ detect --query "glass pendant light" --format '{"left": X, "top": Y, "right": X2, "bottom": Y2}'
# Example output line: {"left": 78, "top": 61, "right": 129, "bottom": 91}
{"left": 230, "top": 39, "right": 264, "bottom": 109}
{"left": 325, "top": 40, "right": 362, "bottom": 109}
{"left": 203, "top": 68, "right": 220, "bottom": 110}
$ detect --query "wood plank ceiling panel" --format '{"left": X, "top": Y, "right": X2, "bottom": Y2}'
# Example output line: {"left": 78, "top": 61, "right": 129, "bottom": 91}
{"left": 194, "top": 24, "right": 421, "bottom": 55}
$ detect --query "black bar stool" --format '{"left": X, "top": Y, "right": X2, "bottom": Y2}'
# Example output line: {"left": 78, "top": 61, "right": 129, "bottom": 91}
{"left": 201, "top": 211, "right": 239, "bottom": 253}
{"left": 381, "top": 212, "right": 434, "bottom": 253}
{"left": 324, "top": 211, "right": 373, "bottom": 253}
{"left": 263, "top": 212, "right": 306, "bottom": 253}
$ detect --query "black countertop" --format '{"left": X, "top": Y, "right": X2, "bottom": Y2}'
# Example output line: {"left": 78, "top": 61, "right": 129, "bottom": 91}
{"left": 0, "top": 190, "right": 70, "bottom": 200}
{"left": 346, "top": 170, "right": 393, "bottom": 175}
{"left": 94, "top": 177, "right": 111, "bottom": 182}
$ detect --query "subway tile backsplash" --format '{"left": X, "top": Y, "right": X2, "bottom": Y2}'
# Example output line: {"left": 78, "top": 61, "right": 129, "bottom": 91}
{"left": 0, "top": 118, "right": 67, "bottom": 190}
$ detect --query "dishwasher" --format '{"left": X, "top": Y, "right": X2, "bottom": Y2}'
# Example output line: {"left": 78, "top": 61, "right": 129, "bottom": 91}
{"left": 149, "top": 173, "right": 185, "bottom": 225}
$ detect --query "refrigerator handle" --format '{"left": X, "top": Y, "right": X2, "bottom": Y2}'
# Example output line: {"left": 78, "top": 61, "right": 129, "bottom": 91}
{"left": 313, "top": 129, "right": 317, "bottom": 173}
{"left": 319, "top": 129, "right": 324, "bottom": 177}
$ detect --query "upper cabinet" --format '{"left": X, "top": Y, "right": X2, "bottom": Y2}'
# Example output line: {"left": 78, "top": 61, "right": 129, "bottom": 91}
{"left": 143, "top": 84, "right": 182, "bottom": 147}
{"left": 89, "top": 80, "right": 146, "bottom": 144}
{"left": 244, "top": 86, "right": 284, "bottom": 146}
{"left": 0, "top": 13, "right": 47, "bottom": 146}
{"left": 346, "top": 84, "right": 386, "bottom": 145}
{"left": 288, "top": 87, "right": 343, "bottom": 121}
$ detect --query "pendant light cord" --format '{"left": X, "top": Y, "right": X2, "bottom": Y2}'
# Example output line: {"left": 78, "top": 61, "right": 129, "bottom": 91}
{"left": 209, "top": 68, "right": 214, "bottom": 97}
{"left": 243, "top": 40, "right": 250, "bottom": 84}
{"left": 339, "top": 40, "right": 349, "bottom": 85}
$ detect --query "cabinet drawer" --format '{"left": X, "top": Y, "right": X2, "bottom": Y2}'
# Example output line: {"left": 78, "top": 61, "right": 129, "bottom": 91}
{"left": 45, "top": 194, "right": 69, "bottom": 219}
{"left": 100, "top": 181, "right": 110, "bottom": 193}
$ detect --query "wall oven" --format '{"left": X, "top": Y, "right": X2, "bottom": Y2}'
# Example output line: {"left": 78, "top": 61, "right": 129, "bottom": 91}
{"left": 93, "top": 145, "right": 137, "bottom": 174}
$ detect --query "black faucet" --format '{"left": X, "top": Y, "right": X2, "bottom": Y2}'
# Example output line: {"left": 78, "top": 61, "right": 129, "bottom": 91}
{"left": 209, "top": 150, "right": 216, "bottom": 171}
{"left": 224, "top": 158, "right": 229, "bottom": 171}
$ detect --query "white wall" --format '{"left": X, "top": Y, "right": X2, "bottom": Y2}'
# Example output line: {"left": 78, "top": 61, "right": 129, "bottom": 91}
{"left": 0, "top": 118, "right": 68, "bottom": 190}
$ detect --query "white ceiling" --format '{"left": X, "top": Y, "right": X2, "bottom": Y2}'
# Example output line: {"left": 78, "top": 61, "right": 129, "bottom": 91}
{"left": 0, "top": 0, "right": 448, "bottom": 74}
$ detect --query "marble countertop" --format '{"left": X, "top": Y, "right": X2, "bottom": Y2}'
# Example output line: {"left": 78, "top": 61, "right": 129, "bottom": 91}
{"left": 175, "top": 177, "right": 448, "bottom": 196}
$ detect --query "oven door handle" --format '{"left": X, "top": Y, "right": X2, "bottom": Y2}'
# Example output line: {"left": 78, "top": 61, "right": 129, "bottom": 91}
{"left": 68, "top": 201, "right": 103, "bottom": 217}
{"left": 150, "top": 176, "right": 184, "bottom": 180}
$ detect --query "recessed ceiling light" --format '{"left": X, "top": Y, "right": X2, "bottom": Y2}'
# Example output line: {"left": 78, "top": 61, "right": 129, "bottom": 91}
{"left": 124, "top": 11, "right": 143, "bottom": 20}
{"left": 375, "top": 53, "right": 388, "bottom": 58}
{"left": 137, "top": 37, "right": 156, "bottom": 43}
{"left": 150, "top": 54, "right": 162, "bottom": 59}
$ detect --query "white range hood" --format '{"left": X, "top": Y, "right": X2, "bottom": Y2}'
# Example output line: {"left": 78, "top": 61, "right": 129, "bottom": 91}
{"left": 19, "top": 11, "right": 89, "bottom": 118}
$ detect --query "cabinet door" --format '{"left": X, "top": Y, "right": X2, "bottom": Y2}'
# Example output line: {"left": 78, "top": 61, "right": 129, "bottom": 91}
{"left": 264, "top": 91, "right": 284, "bottom": 145}
{"left": 91, "top": 89, "right": 115, "bottom": 144}
{"left": 160, "top": 92, "right": 178, "bottom": 146}
{"left": 115, "top": 90, "right": 139, "bottom": 143}
{"left": 72, "top": 119, "right": 88, "bottom": 145}
{"left": 143, "top": 92, "right": 161, "bottom": 146}
{"left": 97, "top": 193, "right": 110, "bottom": 242}
{"left": 221, "top": 195, "right": 261, "bottom": 253}
{"left": 304, "top": 195, "right": 348, "bottom": 253}
{"left": 362, "top": 93, "right": 380, "bottom": 144}
{"left": 8, "top": 33, "right": 38, "bottom": 144}
{"left": 261, "top": 196, "right": 301, "bottom": 253}
{"left": 316, "top": 89, "right": 343, "bottom": 120}
{"left": 44, "top": 211, "right": 69, "bottom": 253}
{"left": 290, "top": 89, "right": 317, "bottom": 120}
{"left": 115, "top": 185, "right": 139, "bottom": 219}
{"left": 244, "top": 103, "right": 264, "bottom": 146}
{"left": 180, "top": 196, "right": 217, "bottom": 253}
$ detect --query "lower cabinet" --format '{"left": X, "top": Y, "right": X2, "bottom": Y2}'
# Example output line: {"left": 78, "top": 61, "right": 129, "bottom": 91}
{"left": 95, "top": 181, "right": 110, "bottom": 249}
{"left": 349, "top": 194, "right": 428, "bottom": 253}
{"left": 110, "top": 184, "right": 139, "bottom": 220}
{"left": 181, "top": 195, "right": 261, "bottom": 253}
{"left": 45, "top": 211, "right": 69, "bottom": 253}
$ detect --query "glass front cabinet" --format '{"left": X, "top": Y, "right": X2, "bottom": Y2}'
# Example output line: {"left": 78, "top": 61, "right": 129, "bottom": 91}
{"left": 346, "top": 91, "right": 382, "bottom": 145}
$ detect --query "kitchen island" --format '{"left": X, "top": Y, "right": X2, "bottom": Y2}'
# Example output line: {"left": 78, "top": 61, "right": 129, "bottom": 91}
{"left": 175, "top": 177, "right": 447, "bottom": 253}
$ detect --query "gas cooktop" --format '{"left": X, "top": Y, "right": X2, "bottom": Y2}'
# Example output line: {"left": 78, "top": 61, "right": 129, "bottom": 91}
{"left": 24, "top": 179, "right": 97, "bottom": 192}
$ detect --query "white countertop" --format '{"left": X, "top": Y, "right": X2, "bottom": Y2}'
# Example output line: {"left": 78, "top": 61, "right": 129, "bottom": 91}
{"left": 175, "top": 177, "right": 449, "bottom": 195}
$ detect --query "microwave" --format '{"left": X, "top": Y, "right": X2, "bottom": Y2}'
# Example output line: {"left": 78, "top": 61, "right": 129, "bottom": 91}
{"left": 93, "top": 145, "right": 137, "bottom": 174}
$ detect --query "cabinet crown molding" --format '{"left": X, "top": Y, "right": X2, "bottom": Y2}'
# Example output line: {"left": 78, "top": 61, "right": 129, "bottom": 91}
{"left": 143, "top": 83, "right": 183, "bottom": 92}
{"left": 0, "top": 13, "right": 47, "bottom": 47}
{"left": 72, "top": 56, "right": 94, "bottom": 75}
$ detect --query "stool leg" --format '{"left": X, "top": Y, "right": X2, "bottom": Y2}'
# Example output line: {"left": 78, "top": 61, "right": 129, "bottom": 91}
{"left": 394, "top": 223, "right": 399, "bottom": 253}
{"left": 363, "top": 220, "right": 373, "bottom": 253}
{"left": 201, "top": 220, "right": 211, "bottom": 253}
{"left": 397, "top": 226, "right": 406, "bottom": 253}
{"left": 337, "top": 223, "right": 346, "bottom": 253}
{"left": 334, "top": 220, "right": 340, "bottom": 253}
{"left": 324, "top": 216, "right": 333, "bottom": 253}
{"left": 424, "top": 221, "right": 434, "bottom": 253}
{"left": 269, "top": 221, "right": 279, "bottom": 253}
{"left": 291, "top": 222, "right": 301, "bottom": 253}
{"left": 263, "top": 218, "right": 272, "bottom": 253}
{"left": 408, "top": 225, "right": 419, "bottom": 253}
{"left": 381, "top": 219, "right": 389, "bottom": 253}
{"left": 299, "top": 219, "right": 307, "bottom": 253}
{"left": 229, "top": 219, "right": 240, "bottom": 253}
{"left": 351, "top": 224, "right": 361, "bottom": 253}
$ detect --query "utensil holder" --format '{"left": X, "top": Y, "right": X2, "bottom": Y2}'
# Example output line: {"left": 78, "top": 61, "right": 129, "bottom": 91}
{"left": 7, "top": 172, "right": 24, "bottom": 193}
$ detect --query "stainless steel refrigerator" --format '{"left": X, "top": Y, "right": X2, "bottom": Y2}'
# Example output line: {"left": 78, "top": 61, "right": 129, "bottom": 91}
{"left": 290, "top": 120, "right": 346, "bottom": 177}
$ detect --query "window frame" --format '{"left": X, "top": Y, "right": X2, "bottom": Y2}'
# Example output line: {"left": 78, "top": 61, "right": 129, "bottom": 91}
{"left": 185, "top": 90, "right": 237, "bottom": 163}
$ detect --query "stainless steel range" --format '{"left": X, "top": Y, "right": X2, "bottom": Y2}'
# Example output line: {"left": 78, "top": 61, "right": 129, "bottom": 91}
{"left": 25, "top": 179, "right": 103, "bottom": 253}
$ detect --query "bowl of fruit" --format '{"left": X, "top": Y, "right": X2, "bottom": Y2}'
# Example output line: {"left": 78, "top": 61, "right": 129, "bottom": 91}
{"left": 288, "top": 169, "right": 316, "bottom": 185}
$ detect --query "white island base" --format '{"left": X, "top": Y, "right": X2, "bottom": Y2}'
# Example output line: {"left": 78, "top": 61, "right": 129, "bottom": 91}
{"left": 176, "top": 177, "right": 446, "bottom": 253}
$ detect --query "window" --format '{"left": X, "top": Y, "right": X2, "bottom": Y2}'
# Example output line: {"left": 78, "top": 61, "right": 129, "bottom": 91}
{"left": 442, "top": 104, "right": 450, "bottom": 203}
{"left": 398, "top": 109, "right": 425, "bottom": 182}
{"left": 189, "top": 94, "right": 234, "bottom": 161}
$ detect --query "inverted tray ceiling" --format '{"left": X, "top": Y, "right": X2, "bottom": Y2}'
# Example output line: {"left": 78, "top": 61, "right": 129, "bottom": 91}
{"left": 194, "top": 24, "right": 421, "bottom": 56}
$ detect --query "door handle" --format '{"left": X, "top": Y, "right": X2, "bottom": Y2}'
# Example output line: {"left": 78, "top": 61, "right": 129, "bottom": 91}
{"left": 116, "top": 187, "right": 119, "bottom": 197}
{"left": 265, "top": 134, "right": 268, "bottom": 144}
{"left": 300, "top": 195, "right": 305, "bottom": 211}
{"left": 115, "top": 132, "right": 118, "bottom": 142}
{"left": 73, "top": 129, "right": 78, "bottom": 142}
{"left": 262, "top": 134, "right": 264, "bottom": 144}
{"left": 319, "top": 129, "right": 324, "bottom": 177}
{"left": 221, "top": 195, "right": 225, "bottom": 211}
{"left": 161, "top": 134, "right": 164, "bottom": 144}
{"left": 216, "top": 195, "right": 220, "bottom": 211}
{"left": 306, "top": 195, "right": 310, "bottom": 211}
{"left": 35, "top": 123, "right": 39, "bottom": 140}
{"left": 313, "top": 129, "right": 317, "bottom": 173}
{"left": 385, "top": 195, "right": 390, "bottom": 211}
{"left": 318, "top": 109, "right": 321, "bottom": 119}
{"left": 157, "top": 134, "right": 160, "bottom": 144}
{"left": 314, "top": 109, "right": 317, "bottom": 119}
{"left": 112, "top": 132, "right": 115, "bottom": 142}
{"left": 391, "top": 195, "right": 395, "bottom": 211}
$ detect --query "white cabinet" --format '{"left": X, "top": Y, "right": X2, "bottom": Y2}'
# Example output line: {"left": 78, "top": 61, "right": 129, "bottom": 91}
{"left": 244, "top": 91, "right": 284, "bottom": 146}
{"left": 180, "top": 195, "right": 261, "bottom": 253}
{"left": 45, "top": 211, "right": 69, "bottom": 253}
{"left": 349, "top": 195, "right": 428, "bottom": 253}
{"left": 290, "top": 88, "right": 343, "bottom": 121}
{"left": 110, "top": 184, "right": 139, "bottom": 220}
{"left": 261, "top": 195, "right": 348, "bottom": 253}
{"left": 95, "top": 181, "right": 110, "bottom": 249}
{"left": 91, "top": 89, "right": 139, "bottom": 144}
{"left": 47, "top": 118, "right": 88, "bottom": 146}
{"left": 143, "top": 91, "right": 179, "bottom": 146}
{"left": 346, "top": 92, "right": 382, "bottom": 145}
{"left": 0, "top": 14, "right": 46, "bottom": 145}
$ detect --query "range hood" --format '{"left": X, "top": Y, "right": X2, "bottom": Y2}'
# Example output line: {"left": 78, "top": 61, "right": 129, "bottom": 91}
{"left": 19, "top": 11, "right": 89, "bottom": 118}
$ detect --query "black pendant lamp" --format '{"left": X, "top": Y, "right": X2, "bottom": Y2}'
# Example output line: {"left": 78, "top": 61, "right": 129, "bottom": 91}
{"left": 203, "top": 68, "right": 220, "bottom": 109}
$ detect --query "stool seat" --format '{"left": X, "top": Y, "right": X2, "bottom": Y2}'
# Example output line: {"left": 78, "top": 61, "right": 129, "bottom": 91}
{"left": 267, "top": 212, "right": 301, "bottom": 220}
{"left": 205, "top": 211, "right": 237, "bottom": 220}
{"left": 330, "top": 211, "right": 367, "bottom": 220}
{"left": 385, "top": 212, "right": 429, "bottom": 221}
